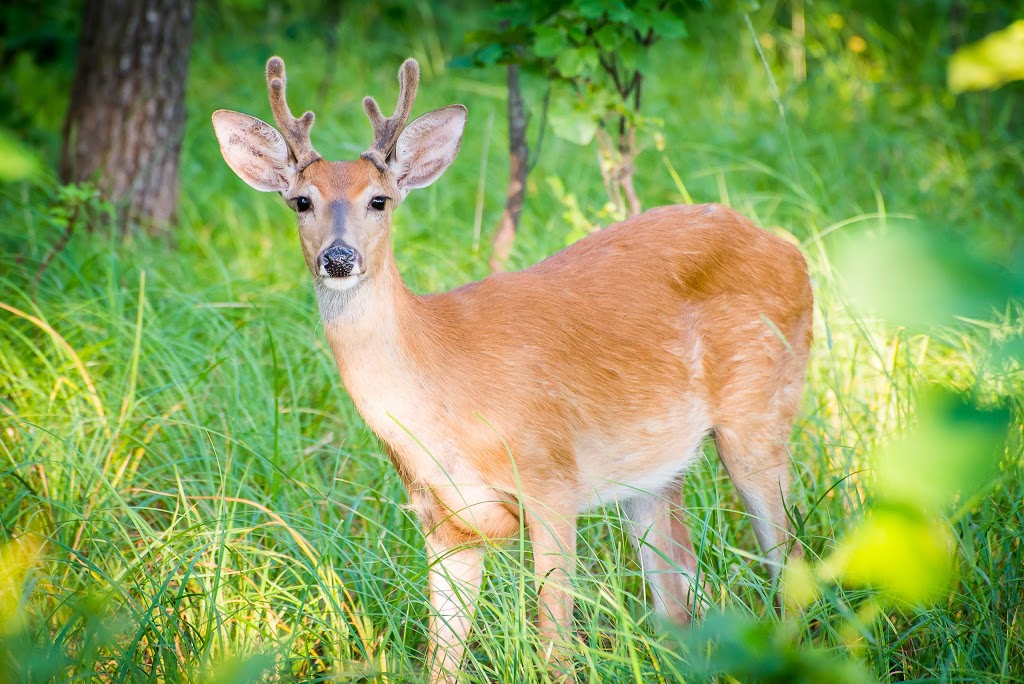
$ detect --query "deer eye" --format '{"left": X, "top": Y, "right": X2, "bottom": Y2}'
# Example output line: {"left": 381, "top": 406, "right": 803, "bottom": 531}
{"left": 295, "top": 196, "right": 311, "bottom": 212}
{"left": 370, "top": 196, "right": 387, "bottom": 211}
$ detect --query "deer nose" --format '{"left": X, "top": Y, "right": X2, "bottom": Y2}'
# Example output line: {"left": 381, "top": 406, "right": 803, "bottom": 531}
{"left": 320, "top": 244, "right": 361, "bottom": 278}
{"left": 321, "top": 245, "right": 359, "bottom": 277}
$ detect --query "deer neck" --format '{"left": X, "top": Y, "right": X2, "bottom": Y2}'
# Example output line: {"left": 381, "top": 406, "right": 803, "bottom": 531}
{"left": 315, "top": 249, "right": 421, "bottom": 385}
{"left": 315, "top": 250, "right": 448, "bottom": 463}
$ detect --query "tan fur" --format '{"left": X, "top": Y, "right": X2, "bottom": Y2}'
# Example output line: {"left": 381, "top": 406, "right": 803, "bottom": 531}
{"left": 322, "top": 203, "right": 812, "bottom": 543}
{"left": 213, "top": 58, "right": 813, "bottom": 684}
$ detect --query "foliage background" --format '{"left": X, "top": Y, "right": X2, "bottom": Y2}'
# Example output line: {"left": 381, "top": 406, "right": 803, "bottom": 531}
{"left": 1, "top": 1, "right": 1022, "bottom": 682}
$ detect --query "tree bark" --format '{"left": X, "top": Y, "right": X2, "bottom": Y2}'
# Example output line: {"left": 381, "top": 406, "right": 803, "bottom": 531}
{"left": 60, "top": 0, "right": 195, "bottom": 233}
{"left": 490, "top": 64, "right": 529, "bottom": 273}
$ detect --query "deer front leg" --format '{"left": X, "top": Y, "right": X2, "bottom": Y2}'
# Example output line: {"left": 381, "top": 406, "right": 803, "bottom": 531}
{"left": 425, "top": 531, "right": 484, "bottom": 684}
{"left": 528, "top": 508, "right": 577, "bottom": 681}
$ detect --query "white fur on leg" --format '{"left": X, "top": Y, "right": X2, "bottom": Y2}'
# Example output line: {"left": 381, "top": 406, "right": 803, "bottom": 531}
{"left": 426, "top": 537, "right": 484, "bottom": 684}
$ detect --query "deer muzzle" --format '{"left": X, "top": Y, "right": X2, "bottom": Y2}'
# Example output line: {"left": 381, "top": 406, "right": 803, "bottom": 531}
{"left": 319, "top": 243, "right": 362, "bottom": 278}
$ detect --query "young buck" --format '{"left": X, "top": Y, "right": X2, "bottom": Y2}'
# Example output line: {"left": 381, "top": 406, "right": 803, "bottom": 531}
{"left": 213, "top": 57, "right": 813, "bottom": 682}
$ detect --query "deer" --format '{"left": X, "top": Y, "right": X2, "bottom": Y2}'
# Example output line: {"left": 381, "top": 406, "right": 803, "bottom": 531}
{"left": 212, "top": 56, "right": 813, "bottom": 683}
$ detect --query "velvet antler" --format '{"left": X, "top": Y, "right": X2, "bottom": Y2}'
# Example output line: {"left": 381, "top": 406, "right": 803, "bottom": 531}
{"left": 361, "top": 58, "right": 420, "bottom": 169}
{"left": 266, "top": 56, "right": 321, "bottom": 172}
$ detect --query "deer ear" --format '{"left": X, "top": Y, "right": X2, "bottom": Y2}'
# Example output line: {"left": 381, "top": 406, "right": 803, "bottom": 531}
{"left": 390, "top": 105, "right": 466, "bottom": 193}
{"left": 212, "top": 109, "right": 294, "bottom": 193}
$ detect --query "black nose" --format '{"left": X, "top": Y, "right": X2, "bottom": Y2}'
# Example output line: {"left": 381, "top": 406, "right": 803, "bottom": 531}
{"left": 321, "top": 245, "right": 357, "bottom": 277}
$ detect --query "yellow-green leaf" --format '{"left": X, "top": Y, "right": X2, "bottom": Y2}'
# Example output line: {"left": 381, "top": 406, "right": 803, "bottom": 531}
{"left": 949, "top": 20, "right": 1024, "bottom": 93}
{"left": 0, "top": 130, "right": 41, "bottom": 182}
{"left": 783, "top": 556, "right": 820, "bottom": 611}
{"left": 0, "top": 533, "right": 44, "bottom": 634}
{"left": 822, "top": 508, "right": 953, "bottom": 605}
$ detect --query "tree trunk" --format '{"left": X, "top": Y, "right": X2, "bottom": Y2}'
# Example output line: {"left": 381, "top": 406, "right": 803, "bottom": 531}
{"left": 490, "top": 64, "right": 529, "bottom": 273}
{"left": 60, "top": 0, "right": 195, "bottom": 233}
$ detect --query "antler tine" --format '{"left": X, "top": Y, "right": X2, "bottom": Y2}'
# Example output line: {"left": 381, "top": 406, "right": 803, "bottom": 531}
{"left": 361, "top": 58, "right": 420, "bottom": 167}
{"left": 265, "top": 56, "right": 321, "bottom": 172}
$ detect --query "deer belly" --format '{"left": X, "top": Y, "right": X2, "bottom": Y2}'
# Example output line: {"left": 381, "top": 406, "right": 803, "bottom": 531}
{"left": 575, "top": 421, "right": 709, "bottom": 511}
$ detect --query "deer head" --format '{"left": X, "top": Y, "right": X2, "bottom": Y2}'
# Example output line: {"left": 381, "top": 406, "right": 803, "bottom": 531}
{"left": 212, "top": 57, "right": 467, "bottom": 293}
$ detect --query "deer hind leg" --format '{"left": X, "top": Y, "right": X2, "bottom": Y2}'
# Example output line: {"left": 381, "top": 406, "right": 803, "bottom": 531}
{"left": 713, "top": 422, "right": 800, "bottom": 582}
{"left": 624, "top": 486, "right": 708, "bottom": 623}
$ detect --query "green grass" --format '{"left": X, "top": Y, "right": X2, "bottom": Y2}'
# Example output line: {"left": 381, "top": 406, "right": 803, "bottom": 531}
{"left": 2, "top": 3, "right": 1023, "bottom": 682}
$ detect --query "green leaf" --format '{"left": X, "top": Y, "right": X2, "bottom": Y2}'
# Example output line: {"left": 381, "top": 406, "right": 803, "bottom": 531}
{"left": 839, "top": 225, "right": 1024, "bottom": 328}
{"left": 565, "top": 20, "right": 588, "bottom": 45}
{"left": 0, "top": 130, "right": 41, "bottom": 182}
{"left": 653, "top": 11, "right": 687, "bottom": 39}
{"left": 475, "top": 43, "right": 505, "bottom": 67}
{"left": 575, "top": 0, "right": 607, "bottom": 20}
{"left": 826, "top": 507, "right": 953, "bottom": 604}
{"left": 549, "top": 108, "right": 598, "bottom": 145}
{"left": 555, "top": 45, "right": 599, "bottom": 78}
{"left": 949, "top": 20, "right": 1024, "bottom": 93}
{"left": 603, "top": 0, "right": 633, "bottom": 24}
{"left": 678, "top": 612, "right": 874, "bottom": 683}
{"left": 876, "top": 387, "right": 1009, "bottom": 511}
{"left": 593, "top": 24, "right": 623, "bottom": 51}
{"left": 548, "top": 87, "right": 600, "bottom": 145}
{"left": 533, "top": 25, "right": 565, "bottom": 58}
{"left": 617, "top": 40, "right": 652, "bottom": 76}
{"left": 629, "top": 5, "right": 658, "bottom": 33}
{"left": 815, "top": 386, "right": 1010, "bottom": 606}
